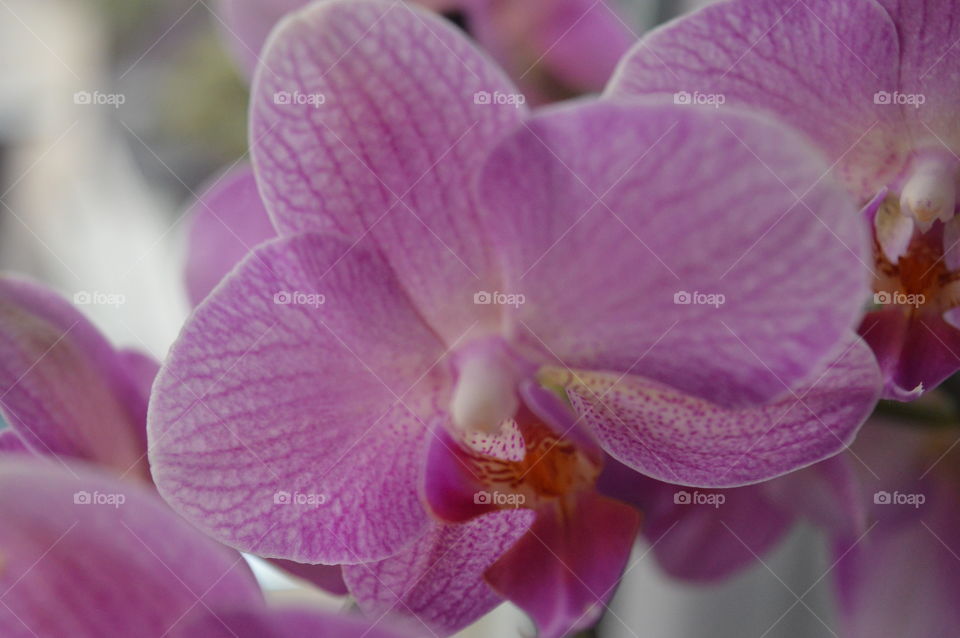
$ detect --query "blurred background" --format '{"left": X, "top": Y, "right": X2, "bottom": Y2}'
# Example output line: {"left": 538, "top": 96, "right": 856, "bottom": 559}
{"left": 0, "top": 0, "right": 835, "bottom": 636}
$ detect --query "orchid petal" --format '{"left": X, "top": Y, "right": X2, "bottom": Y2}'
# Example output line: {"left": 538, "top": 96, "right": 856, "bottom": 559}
{"left": 480, "top": 101, "right": 870, "bottom": 407}
{"left": 553, "top": 336, "right": 880, "bottom": 486}
{"left": 250, "top": 0, "right": 525, "bottom": 341}
{"left": 597, "top": 458, "right": 792, "bottom": 581}
{"left": 607, "top": 0, "right": 906, "bottom": 200}
{"left": 0, "top": 459, "right": 263, "bottom": 638}
{"left": 149, "top": 233, "right": 447, "bottom": 563}
{"left": 185, "top": 164, "right": 277, "bottom": 307}
{"left": 343, "top": 512, "right": 532, "bottom": 635}
{"left": 0, "top": 276, "right": 152, "bottom": 479}
{"left": 859, "top": 308, "right": 960, "bottom": 400}
{"left": 484, "top": 491, "right": 640, "bottom": 638}
{"left": 174, "top": 606, "right": 418, "bottom": 638}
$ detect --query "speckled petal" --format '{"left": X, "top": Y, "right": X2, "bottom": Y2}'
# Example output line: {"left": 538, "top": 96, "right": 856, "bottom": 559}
{"left": 553, "top": 336, "right": 881, "bottom": 486}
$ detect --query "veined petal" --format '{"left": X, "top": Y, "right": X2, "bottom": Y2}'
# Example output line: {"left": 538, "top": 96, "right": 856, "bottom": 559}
{"left": 250, "top": 0, "right": 525, "bottom": 341}
{"left": 0, "top": 460, "right": 263, "bottom": 638}
{"left": 607, "top": 0, "right": 905, "bottom": 200}
{"left": 185, "top": 164, "right": 277, "bottom": 307}
{"left": 551, "top": 336, "right": 880, "bottom": 486}
{"left": 877, "top": 0, "right": 960, "bottom": 152}
{"left": 480, "top": 101, "right": 870, "bottom": 407}
{"left": 342, "top": 513, "right": 532, "bottom": 635}
{"left": 148, "top": 233, "right": 448, "bottom": 563}
{"left": 0, "top": 276, "right": 152, "bottom": 479}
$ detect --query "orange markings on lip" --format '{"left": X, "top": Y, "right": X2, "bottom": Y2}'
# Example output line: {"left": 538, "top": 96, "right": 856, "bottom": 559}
{"left": 874, "top": 227, "right": 960, "bottom": 313}
{"left": 463, "top": 415, "right": 599, "bottom": 506}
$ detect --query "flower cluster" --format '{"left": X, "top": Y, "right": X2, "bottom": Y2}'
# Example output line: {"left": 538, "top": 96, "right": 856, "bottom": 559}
{"left": 2, "top": 0, "right": 959, "bottom": 637}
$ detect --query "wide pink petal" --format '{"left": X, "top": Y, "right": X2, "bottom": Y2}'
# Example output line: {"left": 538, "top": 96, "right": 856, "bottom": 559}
{"left": 0, "top": 459, "right": 263, "bottom": 638}
{"left": 342, "top": 512, "right": 532, "bottom": 635}
{"left": 185, "top": 164, "right": 277, "bottom": 307}
{"left": 148, "top": 233, "right": 447, "bottom": 563}
{"left": 607, "top": 0, "right": 906, "bottom": 200}
{"left": 556, "top": 336, "right": 880, "bottom": 487}
{"left": 0, "top": 276, "right": 152, "bottom": 479}
{"left": 878, "top": 0, "right": 960, "bottom": 151}
{"left": 250, "top": 0, "right": 525, "bottom": 342}
{"left": 481, "top": 101, "right": 870, "bottom": 407}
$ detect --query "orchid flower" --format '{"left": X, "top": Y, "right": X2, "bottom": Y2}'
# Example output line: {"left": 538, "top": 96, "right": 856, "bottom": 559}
{"left": 215, "top": 0, "right": 636, "bottom": 102}
{"left": 0, "top": 458, "right": 415, "bottom": 638}
{"left": 147, "top": 1, "right": 879, "bottom": 635}
{"left": 608, "top": 0, "right": 960, "bottom": 400}
{"left": 0, "top": 275, "right": 348, "bottom": 594}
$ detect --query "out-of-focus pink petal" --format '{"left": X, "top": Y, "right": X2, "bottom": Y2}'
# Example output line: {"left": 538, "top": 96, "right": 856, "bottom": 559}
{"left": 607, "top": 0, "right": 905, "bottom": 200}
{"left": 185, "top": 164, "right": 277, "bottom": 307}
{"left": 343, "top": 512, "right": 532, "bottom": 635}
{"left": 175, "top": 606, "right": 420, "bottom": 638}
{"left": 215, "top": 0, "right": 307, "bottom": 79}
{"left": 0, "top": 459, "right": 263, "bottom": 638}
{"left": 148, "top": 234, "right": 446, "bottom": 563}
{"left": 598, "top": 458, "right": 792, "bottom": 582}
{"left": 763, "top": 454, "right": 866, "bottom": 538}
{"left": 0, "top": 428, "right": 30, "bottom": 454}
{"left": 480, "top": 100, "right": 869, "bottom": 407}
{"left": 0, "top": 276, "right": 152, "bottom": 480}
{"left": 250, "top": 0, "right": 524, "bottom": 341}
{"left": 554, "top": 336, "right": 880, "bottom": 486}
{"left": 485, "top": 491, "right": 639, "bottom": 638}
